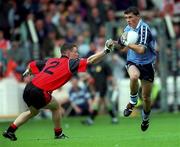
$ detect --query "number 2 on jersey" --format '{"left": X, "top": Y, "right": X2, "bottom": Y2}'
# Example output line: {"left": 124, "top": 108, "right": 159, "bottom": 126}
{"left": 44, "top": 61, "right": 60, "bottom": 75}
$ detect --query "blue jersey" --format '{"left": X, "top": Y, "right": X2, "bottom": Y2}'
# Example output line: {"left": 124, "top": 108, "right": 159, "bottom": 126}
{"left": 69, "top": 86, "right": 91, "bottom": 106}
{"left": 123, "top": 19, "right": 156, "bottom": 64}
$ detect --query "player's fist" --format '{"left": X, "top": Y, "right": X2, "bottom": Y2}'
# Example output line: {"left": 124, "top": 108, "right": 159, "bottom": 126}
{"left": 120, "top": 31, "right": 139, "bottom": 46}
{"left": 105, "top": 39, "right": 114, "bottom": 49}
{"left": 120, "top": 32, "right": 129, "bottom": 46}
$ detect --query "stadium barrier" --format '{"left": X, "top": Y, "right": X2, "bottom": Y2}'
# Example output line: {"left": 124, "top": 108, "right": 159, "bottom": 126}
{"left": 0, "top": 76, "right": 179, "bottom": 118}
{"left": 0, "top": 77, "right": 26, "bottom": 119}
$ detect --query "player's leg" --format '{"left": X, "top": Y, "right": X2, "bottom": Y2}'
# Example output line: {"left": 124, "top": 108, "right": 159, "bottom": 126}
{"left": 124, "top": 65, "right": 140, "bottom": 117}
{"left": 82, "top": 95, "right": 100, "bottom": 125}
{"left": 140, "top": 80, "right": 153, "bottom": 131}
{"left": 100, "top": 86, "right": 118, "bottom": 123}
{"left": 15, "top": 106, "right": 39, "bottom": 126}
{"left": 139, "top": 62, "right": 155, "bottom": 131}
{"left": 105, "top": 97, "right": 119, "bottom": 124}
{"left": 44, "top": 97, "right": 67, "bottom": 139}
{"left": 2, "top": 82, "right": 40, "bottom": 141}
{"left": 2, "top": 106, "right": 39, "bottom": 141}
{"left": 140, "top": 80, "right": 152, "bottom": 131}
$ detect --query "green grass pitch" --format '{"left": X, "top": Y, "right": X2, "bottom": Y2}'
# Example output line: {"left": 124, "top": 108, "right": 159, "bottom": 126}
{"left": 1, "top": 113, "right": 180, "bottom": 147}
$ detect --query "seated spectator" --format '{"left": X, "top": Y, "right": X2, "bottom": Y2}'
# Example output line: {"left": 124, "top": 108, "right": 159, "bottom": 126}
{"left": 68, "top": 76, "right": 92, "bottom": 116}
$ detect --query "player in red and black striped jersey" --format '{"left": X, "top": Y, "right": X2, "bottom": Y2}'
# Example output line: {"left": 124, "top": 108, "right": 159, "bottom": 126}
{"left": 2, "top": 43, "right": 113, "bottom": 141}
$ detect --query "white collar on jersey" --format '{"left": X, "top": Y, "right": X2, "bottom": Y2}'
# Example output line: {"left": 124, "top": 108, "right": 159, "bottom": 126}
{"left": 135, "top": 19, "right": 142, "bottom": 29}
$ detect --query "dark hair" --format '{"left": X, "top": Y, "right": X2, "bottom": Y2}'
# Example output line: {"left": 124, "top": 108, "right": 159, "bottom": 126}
{"left": 124, "top": 6, "right": 140, "bottom": 16}
{"left": 60, "top": 43, "right": 77, "bottom": 54}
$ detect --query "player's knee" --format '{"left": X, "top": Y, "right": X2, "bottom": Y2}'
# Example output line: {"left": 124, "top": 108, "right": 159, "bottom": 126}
{"left": 50, "top": 103, "right": 60, "bottom": 111}
{"left": 54, "top": 103, "right": 60, "bottom": 110}
{"left": 142, "top": 97, "right": 151, "bottom": 104}
{"left": 30, "top": 110, "right": 39, "bottom": 117}
{"left": 130, "top": 74, "right": 139, "bottom": 81}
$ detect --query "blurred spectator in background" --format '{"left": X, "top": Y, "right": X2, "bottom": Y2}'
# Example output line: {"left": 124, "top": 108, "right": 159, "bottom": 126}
{"left": 82, "top": 57, "right": 118, "bottom": 125}
{"left": 42, "top": 29, "right": 57, "bottom": 58}
{"left": 108, "top": 54, "right": 126, "bottom": 80}
{"left": 66, "top": 3, "right": 78, "bottom": 24}
{"left": 105, "top": 9, "right": 122, "bottom": 40}
{"left": 115, "top": 0, "right": 137, "bottom": 10}
{"left": 68, "top": 76, "right": 92, "bottom": 116}
{"left": 85, "top": 42, "right": 97, "bottom": 58}
{"left": 57, "top": 15, "right": 72, "bottom": 38}
{"left": 44, "top": 13, "right": 59, "bottom": 37}
{"left": 48, "top": 2, "right": 60, "bottom": 27}
{"left": 95, "top": 37, "right": 106, "bottom": 53}
{"left": 173, "top": 21, "right": 180, "bottom": 39}
{"left": 0, "top": 30, "right": 11, "bottom": 59}
{"left": 74, "top": 14, "right": 89, "bottom": 36}
{"left": 77, "top": 35, "right": 90, "bottom": 58}
{"left": 5, "top": 39, "right": 27, "bottom": 81}
{"left": 71, "top": 0, "right": 87, "bottom": 19}
{"left": 0, "top": 30, "right": 10, "bottom": 78}
{"left": 65, "top": 27, "right": 77, "bottom": 44}
{"left": 177, "top": 38, "right": 180, "bottom": 74}
{"left": 88, "top": 7, "right": 104, "bottom": 41}
{"left": 35, "top": 19, "right": 46, "bottom": 46}
{"left": 99, "top": 0, "right": 116, "bottom": 21}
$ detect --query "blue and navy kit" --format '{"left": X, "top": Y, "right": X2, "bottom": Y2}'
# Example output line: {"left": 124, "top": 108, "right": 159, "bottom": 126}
{"left": 120, "top": 19, "right": 157, "bottom": 65}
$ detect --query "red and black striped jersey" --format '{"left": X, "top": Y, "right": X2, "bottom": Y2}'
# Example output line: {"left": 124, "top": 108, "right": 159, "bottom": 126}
{"left": 29, "top": 56, "right": 87, "bottom": 92}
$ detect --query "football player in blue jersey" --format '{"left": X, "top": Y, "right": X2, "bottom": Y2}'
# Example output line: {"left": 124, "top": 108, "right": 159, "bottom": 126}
{"left": 106, "top": 6, "right": 157, "bottom": 131}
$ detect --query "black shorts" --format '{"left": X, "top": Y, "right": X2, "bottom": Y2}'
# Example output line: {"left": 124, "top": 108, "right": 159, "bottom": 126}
{"left": 23, "top": 82, "right": 52, "bottom": 109}
{"left": 126, "top": 61, "right": 155, "bottom": 82}
{"left": 95, "top": 84, "right": 107, "bottom": 98}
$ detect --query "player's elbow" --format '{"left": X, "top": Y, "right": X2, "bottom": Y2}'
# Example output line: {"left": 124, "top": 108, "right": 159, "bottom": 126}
{"left": 138, "top": 49, "right": 145, "bottom": 54}
{"left": 137, "top": 46, "right": 145, "bottom": 54}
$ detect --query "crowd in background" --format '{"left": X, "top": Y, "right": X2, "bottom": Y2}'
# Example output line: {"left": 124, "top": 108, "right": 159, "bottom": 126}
{"left": 0, "top": 0, "right": 180, "bottom": 115}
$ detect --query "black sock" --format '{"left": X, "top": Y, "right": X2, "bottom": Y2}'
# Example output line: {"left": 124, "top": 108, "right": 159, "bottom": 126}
{"left": 108, "top": 110, "right": 116, "bottom": 118}
{"left": 54, "top": 128, "right": 62, "bottom": 136}
{"left": 142, "top": 110, "right": 151, "bottom": 121}
{"left": 7, "top": 123, "right": 17, "bottom": 133}
{"left": 90, "top": 110, "right": 98, "bottom": 120}
{"left": 143, "top": 110, "right": 151, "bottom": 115}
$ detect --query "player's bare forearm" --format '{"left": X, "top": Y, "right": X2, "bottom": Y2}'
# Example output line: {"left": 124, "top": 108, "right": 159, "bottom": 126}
{"left": 87, "top": 51, "right": 106, "bottom": 64}
{"left": 113, "top": 40, "right": 145, "bottom": 54}
{"left": 127, "top": 44, "right": 145, "bottom": 54}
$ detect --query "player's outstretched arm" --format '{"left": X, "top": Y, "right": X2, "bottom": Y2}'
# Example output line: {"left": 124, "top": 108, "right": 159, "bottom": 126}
{"left": 87, "top": 45, "right": 113, "bottom": 64}
{"left": 87, "top": 50, "right": 107, "bottom": 64}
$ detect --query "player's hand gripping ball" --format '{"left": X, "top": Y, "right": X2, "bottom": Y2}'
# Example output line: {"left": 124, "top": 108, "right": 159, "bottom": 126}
{"left": 120, "top": 31, "right": 139, "bottom": 46}
{"left": 104, "top": 39, "right": 114, "bottom": 54}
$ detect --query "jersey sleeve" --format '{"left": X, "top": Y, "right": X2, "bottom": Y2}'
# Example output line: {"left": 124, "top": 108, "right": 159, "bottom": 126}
{"left": 78, "top": 59, "right": 87, "bottom": 72}
{"left": 29, "top": 60, "right": 46, "bottom": 74}
{"left": 69, "top": 58, "right": 87, "bottom": 73}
